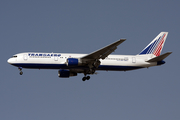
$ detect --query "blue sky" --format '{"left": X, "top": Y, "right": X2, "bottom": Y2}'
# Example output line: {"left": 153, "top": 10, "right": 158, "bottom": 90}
{"left": 1, "top": 0, "right": 180, "bottom": 120}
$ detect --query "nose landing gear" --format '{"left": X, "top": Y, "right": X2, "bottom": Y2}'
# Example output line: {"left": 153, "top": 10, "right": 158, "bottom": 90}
{"left": 18, "top": 67, "right": 23, "bottom": 75}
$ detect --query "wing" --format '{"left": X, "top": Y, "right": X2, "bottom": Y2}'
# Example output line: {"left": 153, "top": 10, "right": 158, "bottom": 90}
{"left": 81, "top": 39, "right": 126, "bottom": 60}
{"left": 69, "top": 39, "right": 126, "bottom": 75}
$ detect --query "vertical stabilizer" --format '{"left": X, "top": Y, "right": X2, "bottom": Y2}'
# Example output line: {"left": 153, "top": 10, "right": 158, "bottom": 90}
{"left": 139, "top": 32, "right": 168, "bottom": 56}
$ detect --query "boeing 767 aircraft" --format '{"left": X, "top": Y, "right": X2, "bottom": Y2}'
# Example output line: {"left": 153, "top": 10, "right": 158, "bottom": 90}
{"left": 7, "top": 32, "right": 172, "bottom": 81}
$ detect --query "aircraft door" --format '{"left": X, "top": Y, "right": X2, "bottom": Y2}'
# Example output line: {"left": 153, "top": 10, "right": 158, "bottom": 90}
{"left": 132, "top": 57, "right": 136, "bottom": 63}
{"left": 23, "top": 54, "right": 28, "bottom": 61}
{"left": 54, "top": 54, "right": 58, "bottom": 61}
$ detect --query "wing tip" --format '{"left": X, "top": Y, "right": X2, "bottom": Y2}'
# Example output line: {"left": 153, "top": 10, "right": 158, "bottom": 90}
{"left": 120, "top": 38, "right": 126, "bottom": 41}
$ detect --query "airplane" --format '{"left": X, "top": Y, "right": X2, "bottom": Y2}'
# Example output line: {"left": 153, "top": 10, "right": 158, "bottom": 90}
{"left": 7, "top": 32, "right": 172, "bottom": 81}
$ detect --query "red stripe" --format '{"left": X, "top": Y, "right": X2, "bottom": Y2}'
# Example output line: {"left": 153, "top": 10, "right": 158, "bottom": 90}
{"left": 153, "top": 34, "right": 166, "bottom": 56}
{"left": 155, "top": 40, "right": 164, "bottom": 56}
{"left": 154, "top": 38, "right": 164, "bottom": 56}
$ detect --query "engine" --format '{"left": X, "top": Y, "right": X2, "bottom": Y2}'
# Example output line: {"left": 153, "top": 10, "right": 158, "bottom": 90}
{"left": 66, "top": 58, "right": 82, "bottom": 66}
{"left": 58, "top": 69, "right": 77, "bottom": 78}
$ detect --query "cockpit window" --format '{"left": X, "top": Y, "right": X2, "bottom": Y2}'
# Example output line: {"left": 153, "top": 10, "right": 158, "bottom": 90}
{"left": 12, "top": 55, "right": 17, "bottom": 58}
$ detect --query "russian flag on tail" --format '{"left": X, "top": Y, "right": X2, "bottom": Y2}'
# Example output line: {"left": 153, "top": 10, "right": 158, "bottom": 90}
{"left": 139, "top": 32, "right": 168, "bottom": 56}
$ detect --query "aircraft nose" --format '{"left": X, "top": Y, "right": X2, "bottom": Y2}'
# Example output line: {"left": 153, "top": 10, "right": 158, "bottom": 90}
{"left": 7, "top": 58, "right": 12, "bottom": 64}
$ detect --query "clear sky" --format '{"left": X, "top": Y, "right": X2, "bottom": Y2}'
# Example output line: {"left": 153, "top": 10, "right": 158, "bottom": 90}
{"left": 1, "top": 0, "right": 180, "bottom": 120}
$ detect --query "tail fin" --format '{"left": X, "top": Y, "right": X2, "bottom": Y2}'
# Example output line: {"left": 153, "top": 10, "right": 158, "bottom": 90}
{"left": 139, "top": 32, "right": 168, "bottom": 56}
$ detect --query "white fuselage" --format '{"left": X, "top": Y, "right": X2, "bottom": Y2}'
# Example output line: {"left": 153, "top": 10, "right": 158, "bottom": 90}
{"left": 7, "top": 52, "right": 157, "bottom": 71}
{"left": 7, "top": 32, "right": 171, "bottom": 80}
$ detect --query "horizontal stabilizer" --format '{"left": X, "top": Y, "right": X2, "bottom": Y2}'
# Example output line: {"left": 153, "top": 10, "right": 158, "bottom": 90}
{"left": 146, "top": 52, "right": 172, "bottom": 62}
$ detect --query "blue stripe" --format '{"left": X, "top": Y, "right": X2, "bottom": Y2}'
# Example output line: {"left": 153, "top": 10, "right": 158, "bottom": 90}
{"left": 12, "top": 63, "right": 67, "bottom": 69}
{"left": 11, "top": 63, "right": 143, "bottom": 71}
{"left": 98, "top": 65, "right": 143, "bottom": 71}
{"left": 147, "top": 40, "right": 157, "bottom": 54}
{"left": 139, "top": 36, "right": 163, "bottom": 55}
{"left": 139, "top": 42, "right": 155, "bottom": 55}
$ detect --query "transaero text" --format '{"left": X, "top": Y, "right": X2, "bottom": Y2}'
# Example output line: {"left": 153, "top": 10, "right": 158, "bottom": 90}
{"left": 28, "top": 53, "right": 61, "bottom": 58}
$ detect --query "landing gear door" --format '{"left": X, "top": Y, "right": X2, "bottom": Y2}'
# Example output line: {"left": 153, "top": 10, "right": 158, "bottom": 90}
{"left": 23, "top": 54, "right": 28, "bottom": 61}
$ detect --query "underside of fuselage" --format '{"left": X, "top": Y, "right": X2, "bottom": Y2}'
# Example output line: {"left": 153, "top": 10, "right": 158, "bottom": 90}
{"left": 11, "top": 63, "right": 144, "bottom": 71}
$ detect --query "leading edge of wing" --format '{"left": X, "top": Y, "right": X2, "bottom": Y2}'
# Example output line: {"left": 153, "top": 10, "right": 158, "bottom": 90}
{"left": 81, "top": 39, "right": 126, "bottom": 60}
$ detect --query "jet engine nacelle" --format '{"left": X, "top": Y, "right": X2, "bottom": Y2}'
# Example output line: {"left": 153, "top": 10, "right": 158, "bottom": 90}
{"left": 58, "top": 69, "right": 77, "bottom": 78}
{"left": 66, "top": 58, "right": 82, "bottom": 66}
